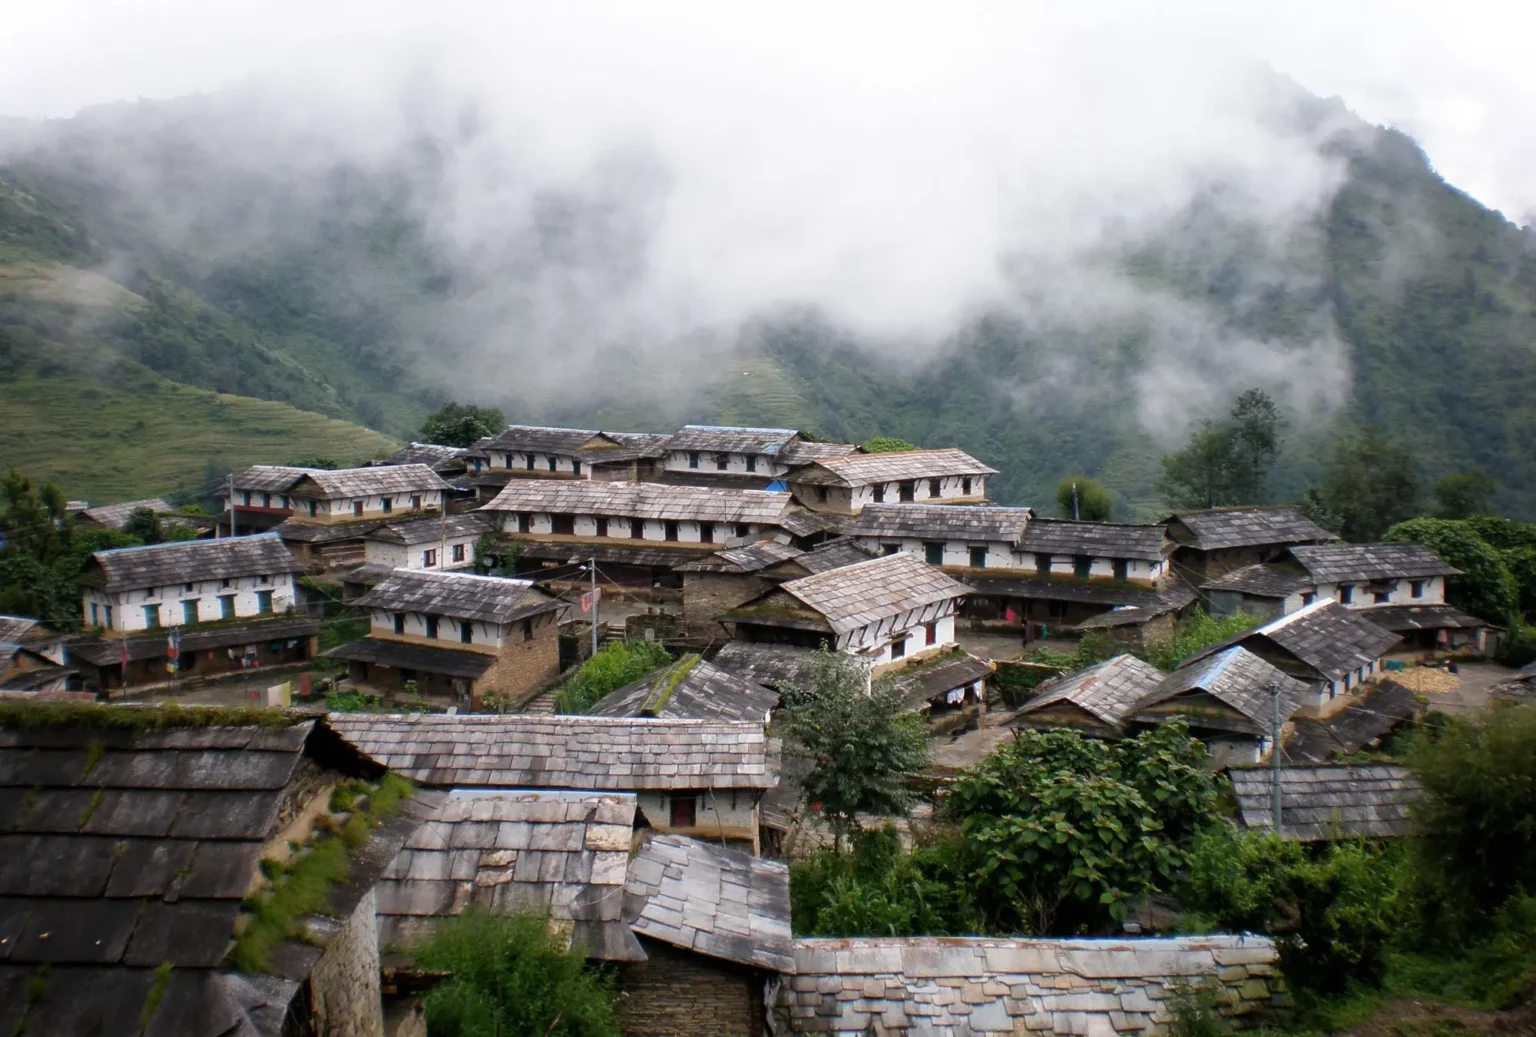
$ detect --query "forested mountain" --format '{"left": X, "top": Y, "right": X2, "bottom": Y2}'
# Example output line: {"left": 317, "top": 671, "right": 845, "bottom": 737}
{"left": 2, "top": 84, "right": 1534, "bottom": 513}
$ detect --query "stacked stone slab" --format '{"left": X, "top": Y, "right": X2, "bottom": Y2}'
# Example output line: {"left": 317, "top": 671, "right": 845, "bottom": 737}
{"left": 777, "top": 935, "right": 1284, "bottom": 1036}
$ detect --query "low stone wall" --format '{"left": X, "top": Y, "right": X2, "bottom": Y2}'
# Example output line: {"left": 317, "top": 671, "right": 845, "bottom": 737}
{"left": 775, "top": 935, "right": 1284, "bottom": 1036}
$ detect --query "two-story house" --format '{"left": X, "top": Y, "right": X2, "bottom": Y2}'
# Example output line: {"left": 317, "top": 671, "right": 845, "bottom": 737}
{"left": 675, "top": 537, "right": 874, "bottom": 640}
{"left": 371, "top": 441, "right": 471, "bottom": 479}
{"left": 787, "top": 449, "right": 996, "bottom": 516}
{"left": 466, "top": 425, "right": 672, "bottom": 499}
{"left": 220, "top": 465, "right": 325, "bottom": 534}
{"left": 339, "top": 512, "right": 494, "bottom": 600}
{"left": 1202, "top": 542, "right": 1486, "bottom": 654}
{"left": 1163, "top": 505, "right": 1336, "bottom": 584}
{"left": 327, "top": 569, "right": 566, "bottom": 709}
{"left": 719, "top": 551, "right": 971, "bottom": 676}
{"left": 275, "top": 465, "right": 454, "bottom": 571}
{"left": 482, "top": 479, "right": 804, "bottom": 587}
{"left": 71, "top": 533, "right": 319, "bottom": 692}
{"left": 658, "top": 426, "right": 859, "bottom": 489}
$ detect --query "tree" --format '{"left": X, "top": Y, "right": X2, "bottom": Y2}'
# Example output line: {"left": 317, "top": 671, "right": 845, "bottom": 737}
{"left": 1307, "top": 426, "right": 1421, "bottom": 541}
{"left": 554, "top": 640, "right": 671, "bottom": 714}
{"left": 121, "top": 507, "right": 166, "bottom": 545}
{"left": 0, "top": 469, "right": 72, "bottom": 564}
{"left": 286, "top": 455, "right": 340, "bottom": 470}
{"left": 1054, "top": 476, "right": 1113, "bottom": 521}
{"left": 1157, "top": 389, "right": 1286, "bottom": 509}
{"left": 861, "top": 436, "right": 917, "bottom": 454}
{"left": 776, "top": 650, "right": 929, "bottom": 850}
{"left": 414, "top": 909, "right": 621, "bottom": 1037}
{"left": 1383, "top": 518, "right": 1519, "bottom": 626}
{"left": 420, "top": 402, "right": 505, "bottom": 448}
{"left": 1434, "top": 469, "right": 1498, "bottom": 519}
{"left": 1228, "top": 389, "right": 1287, "bottom": 503}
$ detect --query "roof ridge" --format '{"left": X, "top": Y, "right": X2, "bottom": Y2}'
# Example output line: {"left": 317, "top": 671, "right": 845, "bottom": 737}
{"left": 94, "top": 530, "right": 282, "bottom": 556}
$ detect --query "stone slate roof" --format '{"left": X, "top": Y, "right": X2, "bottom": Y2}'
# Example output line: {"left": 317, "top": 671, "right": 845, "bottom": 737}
{"left": 789, "top": 449, "right": 997, "bottom": 487}
{"left": 80, "top": 498, "right": 177, "bottom": 529}
{"left": 1019, "top": 654, "right": 1164, "bottom": 727}
{"left": 1166, "top": 506, "right": 1336, "bottom": 550}
{"left": 780, "top": 935, "right": 1282, "bottom": 1036}
{"left": 960, "top": 574, "right": 1167, "bottom": 609}
{"left": 674, "top": 540, "right": 805, "bottom": 574}
{"left": 590, "top": 657, "right": 779, "bottom": 722}
{"left": 483, "top": 424, "right": 602, "bottom": 454}
{"left": 665, "top": 425, "right": 800, "bottom": 455}
{"left": 624, "top": 832, "right": 794, "bottom": 972}
{"left": 1201, "top": 563, "right": 1313, "bottom": 598}
{"left": 1360, "top": 603, "right": 1490, "bottom": 632}
{"left": 1187, "top": 600, "right": 1402, "bottom": 682}
{"left": 274, "top": 517, "right": 386, "bottom": 543}
{"left": 0, "top": 615, "right": 41, "bottom": 654}
{"left": 232, "top": 465, "right": 323, "bottom": 493}
{"left": 710, "top": 643, "right": 818, "bottom": 688}
{"left": 367, "top": 512, "right": 490, "bottom": 546}
{"left": 484, "top": 480, "right": 797, "bottom": 525}
{"left": 777, "top": 441, "right": 860, "bottom": 465}
{"left": 1136, "top": 647, "right": 1310, "bottom": 733}
{"left": 1019, "top": 519, "right": 1169, "bottom": 561}
{"left": 847, "top": 504, "right": 1034, "bottom": 545}
{"left": 789, "top": 537, "right": 877, "bottom": 575}
{"left": 70, "top": 616, "right": 323, "bottom": 667}
{"left": 90, "top": 531, "right": 300, "bottom": 592}
{"left": 778, "top": 510, "right": 845, "bottom": 540}
{"left": 1287, "top": 542, "right": 1460, "bottom": 584}
{"left": 885, "top": 651, "right": 994, "bottom": 710}
{"left": 376, "top": 789, "right": 642, "bottom": 960}
{"left": 517, "top": 541, "right": 707, "bottom": 570}
{"left": 772, "top": 553, "right": 971, "bottom": 635}
{"left": 1284, "top": 680, "right": 1421, "bottom": 763}
{"left": 0, "top": 714, "right": 429, "bottom": 1037}
{"left": 290, "top": 464, "right": 451, "bottom": 499}
{"left": 354, "top": 570, "right": 563, "bottom": 624}
{"left": 1230, "top": 764, "right": 1417, "bottom": 841}
{"left": 330, "top": 714, "right": 778, "bottom": 790}
{"left": 324, "top": 639, "right": 498, "bottom": 679}
{"left": 374, "top": 443, "right": 470, "bottom": 473}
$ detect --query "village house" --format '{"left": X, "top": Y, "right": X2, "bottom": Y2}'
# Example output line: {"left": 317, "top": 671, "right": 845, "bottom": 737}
{"left": 1230, "top": 763, "right": 1416, "bottom": 841}
{"left": 788, "top": 449, "right": 996, "bottom": 516}
{"left": 676, "top": 537, "right": 874, "bottom": 641}
{"left": 1015, "top": 653, "right": 1167, "bottom": 738}
{"left": 327, "top": 569, "right": 566, "bottom": 709}
{"left": 285, "top": 464, "right": 451, "bottom": 524}
{"left": 76, "top": 497, "right": 180, "bottom": 531}
{"left": 360, "top": 513, "right": 490, "bottom": 575}
{"left": 330, "top": 713, "right": 778, "bottom": 850}
{"left": 657, "top": 425, "right": 859, "bottom": 489}
{"left": 1203, "top": 542, "right": 1487, "bottom": 654}
{"left": 1180, "top": 599, "right": 1402, "bottom": 720}
{"left": 848, "top": 502, "right": 1035, "bottom": 566}
{"left": 0, "top": 614, "right": 73, "bottom": 695}
{"left": 882, "top": 647, "right": 994, "bottom": 732}
{"left": 0, "top": 710, "right": 439, "bottom": 1037}
{"left": 217, "top": 465, "right": 321, "bottom": 534}
{"left": 719, "top": 551, "right": 971, "bottom": 676}
{"left": 466, "top": 425, "right": 672, "bottom": 499}
{"left": 1283, "top": 680, "right": 1421, "bottom": 763}
{"left": 709, "top": 641, "right": 818, "bottom": 690}
{"left": 1129, "top": 646, "right": 1312, "bottom": 767}
{"left": 1163, "top": 505, "right": 1336, "bottom": 584}
{"left": 371, "top": 441, "right": 471, "bottom": 479}
{"left": 590, "top": 654, "right": 780, "bottom": 722}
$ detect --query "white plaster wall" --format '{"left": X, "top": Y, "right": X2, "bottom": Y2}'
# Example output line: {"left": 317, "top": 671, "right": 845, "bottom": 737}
{"left": 369, "top": 608, "right": 506, "bottom": 648}
{"left": 665, "top": 450, "right": 789, "bottom": 478}
{"left": 86, "top": 573, "right": 298, "bottom": 632}
{"left": 499, "top": 450, "right": 589, "bottom": 476}
{"left": 296, "top": 490, "right": 446, "bottom": 519}
{"left": 635, "top": 789, "right": 758, "bottom": 833}
{"left": 509, "top": 512, "right": 759, "bottom": 543}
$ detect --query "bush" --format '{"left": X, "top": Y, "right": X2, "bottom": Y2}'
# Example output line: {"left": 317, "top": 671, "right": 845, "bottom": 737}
{"left": 555, "top": 641, "right": 671, "bottom": 714}
{"left": 414, "top": 910, "right": 620, "bottom": 1037}
{"left": 790, "top": 825, "right": 979, "bottom": 937}
{"left": 1144, "top": 607, "right": 1265, "bottom": 672}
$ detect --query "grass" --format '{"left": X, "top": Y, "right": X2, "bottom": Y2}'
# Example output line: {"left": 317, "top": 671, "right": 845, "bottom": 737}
{"left": 0, "top": 701, "right": 294, "bottom": 730}
{"left": 0, "top": 362, "right": 397, "bottom": 502}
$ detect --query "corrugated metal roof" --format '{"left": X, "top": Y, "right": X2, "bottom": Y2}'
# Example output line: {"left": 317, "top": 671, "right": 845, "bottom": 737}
{"left": 1230, "top": 764, "right": 1416, "bottom": 841}
{"left": 483, "top": 479, "right": 797, "bottom": 525}
{"left": 789, "top": 449, "right": 997, "bottom": 487}
{"left": 353, "top": 570, "right": 563, "bottom": 624}
{"left": 848, "top": 504, "right": 1034, "bottom": 544}
{"left": 1287, "top": 543, "right": 1462, "bottom": 583}
{"left": 90, "top": 531, "right": 300, "bottom": 592}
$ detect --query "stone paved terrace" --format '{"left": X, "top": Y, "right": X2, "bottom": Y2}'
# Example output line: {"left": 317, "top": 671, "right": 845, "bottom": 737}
{"left": 777, "top": 935, "right": 1284, "bottom": 1036}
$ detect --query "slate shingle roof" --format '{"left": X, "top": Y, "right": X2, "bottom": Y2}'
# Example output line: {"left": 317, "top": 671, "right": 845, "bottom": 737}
{"left": 777, "top": 441, "right": 860, "bottom": 465}
{"left": 0, "top": 715, "right": 433, "bottom": 1037}
{"left": 366, "top": 513, "right": 490, "bottom": 546}
{"left": 0, "top": 615, "right": 41, "bottom": 654}
{"left": 709, "top": 643, "right": 817, "bottom": 689}
{"left": 590, "top": 657, "right": 779, "bottom": 723}
{"left": 375, "top": 789, "right": 642, "bottom": 959}
{"left": 885, "top": 651, "right": 994, "bottom": 711}
{"left": 1137, "top": 647, "right": 1310, "bottom": 733}
{"left": 773, "top": 553, "right": 971, "bottom": 635}
{"left": 90, "top": 531, "right": 300, "bottom": 592}
{"left": 1019, "top": 654, "right": 1164, "bottom": 727}
{"left": 483, "top": 425, "right": 602, "bottom": 454}
{"left": 374, "top": 442, "right": 470, "bottom": 472}
{"left": 1166, "top": 506, "right": 1336, "bottom": 550}
{"left": 674, "top": 540, "right": 805, "bottom": 574}
{"left": 1284, "top": 680, "right": 1420, "bottom": 763}
{"left": 665, "top": 425, "right": 800, "bottom": 455}
{"left": 290, "top": 465, "right": 451, "bottom": 500}
{"left": 69, "top": 616, "right": 323, "bottom": 667}
{"left": 847, "top": 504, "right": 1034, "bottom": 544}
{"left": 484, "top": 480, "right": 797, "bottom": 526}
{"left": 329, "top": 714, "right": 778, "bottom": 790}
{"left": 1359, "top": 603, "right": 1490, "bottom": 632}
{"left": 274, "top": 517, "right": 386, "bottom": 543}
{"left": 324, "top": 639, "right": 498, "bottom": 679}
{"left": 624, "top": 832, "right": 793, "bottom": 972}
{"left": 1202, "top": 563, "right": 1312, "bottom": 598}
{"left": 1019, "top": 520, "right": 1169, "bottom": 561}
{"left": 1287, "top": 543, "right": 1461, "bottom": 584}
{"left": 1186, "top": 600, "right": 1402, "bottom": 682}
{"left": 778, "top": 510, "right": 844, "bottom": 540}
{"left": 960, "top": 574, "right": 1167, "bottom": 609}
{"left": 80, "top": 498, "right": 177, "bottom": 529}
{"left": 232, "top": 465, "right": 325, "bottom": 494}
{"left": 353, "top": 570, "right": 563, "bottom": 624}
{"left": 516, "top": 542, "right": 707, "bottom": 569}
{"left": 1230, "top": 764, "right": 1417, "bottom": 840}
{"left": 789, "top": 449, "right": 997, "bottom": 487}
{"left": 789, "top": 537, "right": 877, "bottom": 575}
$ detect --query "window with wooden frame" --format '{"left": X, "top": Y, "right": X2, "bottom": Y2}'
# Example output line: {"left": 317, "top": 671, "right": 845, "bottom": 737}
{"left": 461, "top": 621, "right": 473, "bottom": 644}
{"left": 924, "top": 622, "right": 938, "bottom": 646}
{"left": 595, "top": 516, "right": 609, "bottom": 538}
{"left": 924, "top": 542, "right": 944, "bottom": 565}
{"left": 381, "top": 498, "right": 393, "bottom": 514}
{"left": 669, "top": 794, "right": 698, "bottom": 828}
{"left": 452, "top": 544, "right": 466, "bottom": 563}
{"left": 353, "top": 501, "right": 364, "bottom": 517}
{"left": 745, "top": 455, "right": 757, "bottom": 473}
{"left": 872, "top": 484, "right": 885, "bottom": 503}
{"left": 928, "top": 478, "right": 941, "bottom": 498}
{"left": 550, "top": 514, "right": 575, "bottom": 536}
{"left": 522, "top": 618, "right": 534, "bottom": 641}
{"left": 890, "top": 636, "right": 906, "bottom": 660}
{"left": 969, "top": 546, "right": 988, "bottom": 568}
{"left": 716, "top": 454, "right": 729, "bottom": 471}
{"left": 664, "top": 520, "right": 679, "bottom": 542}
{"left": 688, "top": 451, "right": 700, "bottom": 469}
{"left": 425, "top": 615, "right": 439, "bottom": 639}
{"left": 630, "top": 518, "right": 645, "bottom": 540}
{"left": 699, "top": 522, "right": 714, "bottom": 544}
{"left": 899, "top": 480, "right": 916, "bottom": 502}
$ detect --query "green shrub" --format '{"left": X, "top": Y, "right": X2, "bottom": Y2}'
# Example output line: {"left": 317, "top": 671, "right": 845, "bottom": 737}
{"left": 790, "top": 825, "right": 979, "bottom": 937}
{"left": 555, "top": 641, "right": 671, "bottom": 714}
{"left": 1144, "top": 607, "right": 1265, "bottom": 672}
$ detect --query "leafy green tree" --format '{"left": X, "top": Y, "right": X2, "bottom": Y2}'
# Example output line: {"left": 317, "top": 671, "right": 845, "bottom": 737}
{"left": 1307, "top": 426, "right": 1421, "bottom": 541}
{"left": 1144, "top": 606, "right": 1266, "bottom": 671}
{"left": 861, "top": 436, "right": 917, "bottom": 454}
{"left": 1054, "top": 476, "right": 1114, "bottom": 521}
{"left": 1157, "top": 389, "right": 1286, "bottom": 509}
{"left": 776, "top": 650, "right": 929, "bottom": 850}
{"left": 286, "top": 455, "right": 340, "bottom": 470}
{"left": 420, "top": 403, "right": 506, "bottom": 448}
{"left": 414, "top": 909, "right": 621, "bottom": 1037}
{"left": 1383, "top": 518, "right": 1519, "bottom": 625}
{"left": 555, "top": 640, "right": 671, "bottom": 714}
{"left": 1228, "top": 388, "right": 1287, "bottom": 503}
{"left": 0, "top": 469, "right": 72, "bottom": 564}
{"left": 944, "top": 723, "right": 1220, "bottom": 932}
{"left": 121, "top": 507, "right": 166, "bottom": 545}
{"left": 790, "top": 826, "right": 979, "bottom": 937}
{"left": 1434, "top": 469, "right": 1498, "bottom": 519}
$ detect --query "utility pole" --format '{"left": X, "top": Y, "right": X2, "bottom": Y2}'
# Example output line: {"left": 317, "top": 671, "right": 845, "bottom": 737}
{"left": 228, "top": 473, "right": 238, "bottom": 538}
{"left": 1072, "top": 482, "right": 1080, "bottom": 521}
{"left": 589, "top": 555, "right": 599, "bottom": 658}
{"left": 1269, "top": 680, "right": 1283, "bottom": 839}
{"left": 439, "top": 499, "right": 448, "bottom": 572}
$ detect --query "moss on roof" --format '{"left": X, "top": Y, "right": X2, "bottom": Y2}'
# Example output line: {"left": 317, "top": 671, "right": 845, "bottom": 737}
{"left": 0, "top": 701, "right": 297, "bottom": 731}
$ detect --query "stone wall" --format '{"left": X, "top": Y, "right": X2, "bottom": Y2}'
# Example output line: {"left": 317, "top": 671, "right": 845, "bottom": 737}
{"left": 479, "top": 610, "right": 561, "bottom": 707}
{"left": 619, "top": 938, "right": 766, "bottom": 1037}
{"left": 683, "top": 572, "right": 769, "bottom": 639}
{"left": 776, "top": 935, "right": 1284, "bottom": 1036}
{"left": 310, "top": 888, "right": 386, "bottom": 1036}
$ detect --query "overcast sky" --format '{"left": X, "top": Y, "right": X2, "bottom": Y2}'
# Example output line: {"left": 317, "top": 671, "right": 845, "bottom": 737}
{"left": 2, "top": 0, "right": 1532, "bottom": 224}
